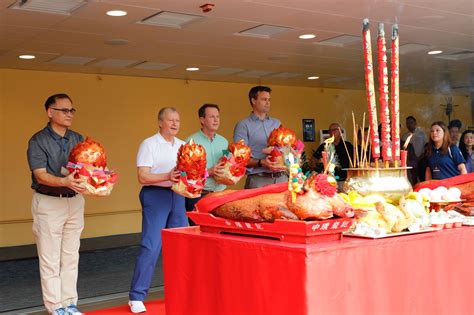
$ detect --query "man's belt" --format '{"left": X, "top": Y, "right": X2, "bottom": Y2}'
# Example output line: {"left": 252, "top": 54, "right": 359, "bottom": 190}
{"left": 249, "top": 171, "right": 287, "bottom": 178}
{"left": 37, "top": 191, "right": 77, "bottom": 198}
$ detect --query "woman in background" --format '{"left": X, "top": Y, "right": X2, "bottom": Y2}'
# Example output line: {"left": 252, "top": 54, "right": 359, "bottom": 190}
{"left": 425, "top": 121, "right": 467, "bottom": 180}
{"left": 459, "top": 130, "right": 473, "bottom": 173}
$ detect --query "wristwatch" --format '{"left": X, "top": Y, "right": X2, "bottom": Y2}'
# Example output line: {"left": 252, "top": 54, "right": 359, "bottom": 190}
{"left": 257, "top": 159, "right": 262, "bottom": 167}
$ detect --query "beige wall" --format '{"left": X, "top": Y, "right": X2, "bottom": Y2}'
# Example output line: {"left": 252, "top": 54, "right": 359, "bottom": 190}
{"left": 0, "top": 68, "right": 471, "bottom": 246}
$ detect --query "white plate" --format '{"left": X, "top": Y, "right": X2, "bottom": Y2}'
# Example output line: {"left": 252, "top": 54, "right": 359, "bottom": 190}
{"left": 463, "top": 216, "right": 474, "bottom": 226}
{"left": 343, "top": 227, "right": 441, "bottom": 239}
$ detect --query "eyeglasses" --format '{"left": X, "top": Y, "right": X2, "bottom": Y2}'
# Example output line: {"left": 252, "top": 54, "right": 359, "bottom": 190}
{"left": 50, "top": 107, "right": 76, "bottom": 115}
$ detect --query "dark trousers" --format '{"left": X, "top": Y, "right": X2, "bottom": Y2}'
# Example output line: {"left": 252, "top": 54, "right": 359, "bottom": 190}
{"left": 185, "top": 191, "right": 211, "bottom": 226}
{"left": 129, "top": 186, "right": 188, "bottom": 301}
{"left": 185, "top": 196, "right": 201, "bottom": 226}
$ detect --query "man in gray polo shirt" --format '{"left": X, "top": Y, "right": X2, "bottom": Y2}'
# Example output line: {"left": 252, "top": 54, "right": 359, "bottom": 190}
{"left": 27, "top": 94, "right": 86, "bottom": 315}
{"left": 233, "top": 86, "right": 288, "bottom": 189}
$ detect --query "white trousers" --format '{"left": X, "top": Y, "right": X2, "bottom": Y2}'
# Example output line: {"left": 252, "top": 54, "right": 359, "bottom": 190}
{"left": 31, "top": 193, "right": 85, "bottom": 313}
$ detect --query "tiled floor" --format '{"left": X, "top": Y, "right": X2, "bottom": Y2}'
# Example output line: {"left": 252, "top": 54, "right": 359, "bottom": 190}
{"left": 0, "top": 246, "right": 164, "bottom": 313}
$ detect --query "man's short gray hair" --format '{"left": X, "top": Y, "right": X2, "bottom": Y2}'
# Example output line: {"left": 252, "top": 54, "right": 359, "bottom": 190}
{"left": 157, "top": 107, "right": 178, "bottom": 121}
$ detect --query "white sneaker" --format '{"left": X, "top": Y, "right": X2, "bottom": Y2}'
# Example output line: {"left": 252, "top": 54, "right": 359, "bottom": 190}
{"left": 129, "top": 300, "right": 147, "bottom": 313}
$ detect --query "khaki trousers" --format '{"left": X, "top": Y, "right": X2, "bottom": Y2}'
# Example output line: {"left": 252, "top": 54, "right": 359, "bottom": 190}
{"left": 31, "top": 193, "right": 85, "bottom": 313}
{"left": 244, "top": 173, "right": 289, "bottom": 189}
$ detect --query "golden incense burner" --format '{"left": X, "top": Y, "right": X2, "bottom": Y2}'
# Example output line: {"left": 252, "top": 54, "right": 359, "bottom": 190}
{"left": 342, "top": 167, "right": 412, "bottom": 199}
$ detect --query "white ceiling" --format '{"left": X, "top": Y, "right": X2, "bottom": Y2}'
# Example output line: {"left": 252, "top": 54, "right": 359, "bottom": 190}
{"left": 1, "top": 0, "right": 473, "bottom": 94}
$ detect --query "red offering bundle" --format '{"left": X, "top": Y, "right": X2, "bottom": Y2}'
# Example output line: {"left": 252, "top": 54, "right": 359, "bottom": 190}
{"left": 172, "top": 140, "right": 207, "bottom": 198}
{"left": 67, "top": 137, "right": 118, "bottom": 196}
{"left": 214, "top": 139, "right": 251, "bottom": 185}
{"left": 266, "top": 125, "right": 304, "bottom": 168}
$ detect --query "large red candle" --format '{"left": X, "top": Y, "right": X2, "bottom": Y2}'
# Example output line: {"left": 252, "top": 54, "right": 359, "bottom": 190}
{"left": 391, "top": 24, "right": 400, "bottom": 161}
{"left": 362, "top": 19, "right": 380, "bottom": 160}
{"left": 377, "top": 23, "right": 391, "bottom": 163}
{"left": 400, "top": 150, "right": 407, "bottom": 167}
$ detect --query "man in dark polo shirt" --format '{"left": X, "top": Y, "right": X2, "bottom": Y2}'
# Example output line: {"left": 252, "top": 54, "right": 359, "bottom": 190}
{"left": 313, "top": 122, "right": 354, "bottom": 189}
{"left": 27, "top": 94, "right": 86, "bottom": 315}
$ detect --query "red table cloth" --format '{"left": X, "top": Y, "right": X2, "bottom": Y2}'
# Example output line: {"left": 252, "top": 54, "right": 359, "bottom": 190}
{"left": 162, "top": 226, "right": 474, "bottom": 315}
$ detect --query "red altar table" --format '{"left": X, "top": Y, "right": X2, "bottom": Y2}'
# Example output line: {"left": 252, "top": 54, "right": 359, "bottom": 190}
{"left": 162, "top": 226, "right": 474, "bottom": 315}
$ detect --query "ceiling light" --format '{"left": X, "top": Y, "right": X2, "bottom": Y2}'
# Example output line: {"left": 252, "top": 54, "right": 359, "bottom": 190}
{"left": 428, "top": 50, "right": 443, "bottom": 55}
{"left": 186, "top": 67, "right": 199, "bottom": 71}
{"left": 299, "top": 34, "right": 316, "bottom": 40}
{"left": 19, "top": 54, "right": 36, "bottom": 60}
{"left": 107, "top": 10, "right": 127, "bottom": 17}
{"left": 307, "top": 76, "right": 319, "bottom": 80}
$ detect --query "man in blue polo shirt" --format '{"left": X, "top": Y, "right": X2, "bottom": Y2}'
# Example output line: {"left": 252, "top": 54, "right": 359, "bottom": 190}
{"left": 233, "top": 86, "right": 287, "bottom": 189}
{"left": 185, "top": 104, "right": 228, "bottom": 224}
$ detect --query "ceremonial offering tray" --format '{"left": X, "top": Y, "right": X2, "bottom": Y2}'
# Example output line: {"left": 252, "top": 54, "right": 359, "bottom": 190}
{"left": 187, "top": 212, "right": 354, "bottom": 244}
{"left": 343, "top": 226, "right": 441, "bottom": 239}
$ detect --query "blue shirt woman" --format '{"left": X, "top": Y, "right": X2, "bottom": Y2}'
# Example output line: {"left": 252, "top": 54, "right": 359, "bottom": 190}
{"left": 426, "top": 144, "right": 465, "bottom": 179}
{"left": 425, "top": 121, "right": 467, "bottom": 180}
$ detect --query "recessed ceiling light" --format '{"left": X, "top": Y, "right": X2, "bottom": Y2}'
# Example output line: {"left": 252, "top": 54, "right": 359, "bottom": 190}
{"left": 107, "top": 10, "right": 127, "bottom": 17}
{"left": 299, "top": 34, "right": 316, "bottom": 40}
{"left": 428, "top": 50, "right": 443, "bottom": 55}
{"left": 307, "top": 76, "right": 319, "bottom": 80}
{"left": 186, "top": 67, "right": 199, "bottom": 71}
{"left": 19, "top": 54, "right": 35, "bottom": 60}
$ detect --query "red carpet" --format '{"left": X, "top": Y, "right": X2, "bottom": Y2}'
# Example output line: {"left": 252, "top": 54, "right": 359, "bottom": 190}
{"left": 88, "top": 299, "right": 165, "bottom": 315}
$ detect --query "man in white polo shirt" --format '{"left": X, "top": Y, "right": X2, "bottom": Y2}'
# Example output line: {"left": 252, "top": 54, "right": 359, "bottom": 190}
{"left": 128, "top": 107, "right": 188, "bottom": 313}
